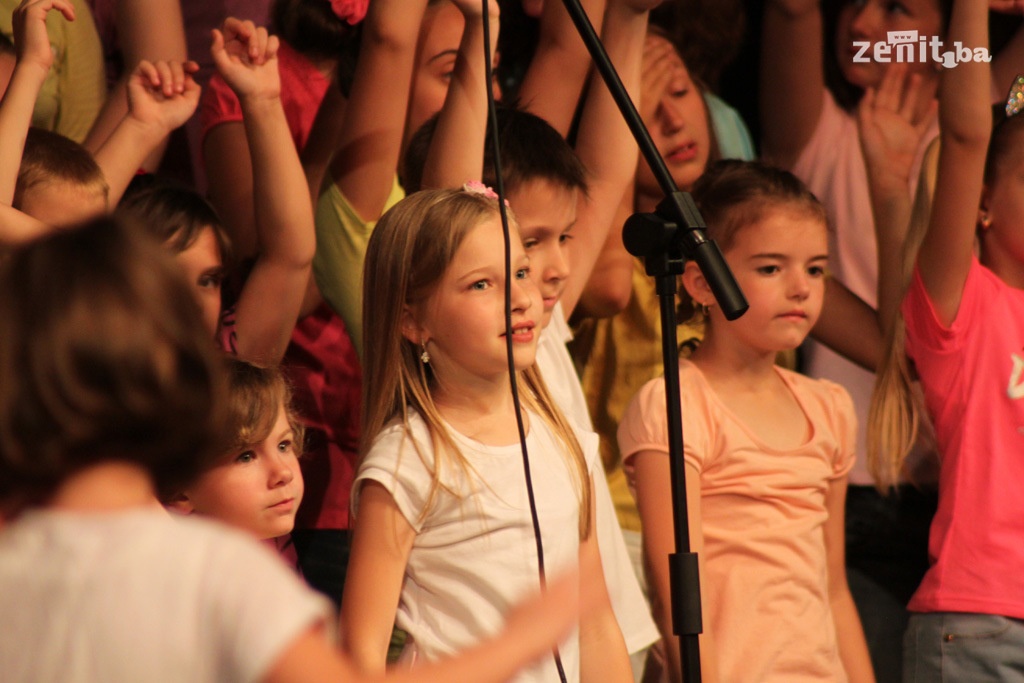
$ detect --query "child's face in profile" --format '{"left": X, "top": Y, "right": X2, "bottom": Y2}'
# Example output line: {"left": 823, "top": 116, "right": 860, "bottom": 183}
{"left": 174, "top": 404, "right": 303, "bottom": 540}
{"left": 507, "top": 180, "right": 577, "bottom": 330}
{"left": 19, "top": 180, "right": 107, "bottom": 227}
{"left": 173, "top": 226, "right": 225, "bottom": 337}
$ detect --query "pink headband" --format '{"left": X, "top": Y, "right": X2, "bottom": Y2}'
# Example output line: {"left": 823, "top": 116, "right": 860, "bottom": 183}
{"left": 329, "top": 0, "right": 368, "bottom": 25}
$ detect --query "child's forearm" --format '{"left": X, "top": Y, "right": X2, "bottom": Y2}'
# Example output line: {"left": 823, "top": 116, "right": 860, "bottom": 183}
{"left": 0, "top": 61, "right": 48, "bottom": 203}
{"left": 0, "top": 203, "right": 50, "bottom": 246}
{"left": 328, "top": 0, "right": 428, "bottom": 220}
{"left": 231, "top": 95, "right": 314, "bottom": 365}
{"left": 419, "top": 3, "right": 499, "bottom": 191}
{"left": 916, "top": 0, "right": 990, "bottom": 325}
{"left": 760, "top": 0, "right": 825, "bottom": 167}
{"left": 82, "top": 0, "right": 186, "bottom": 169}
{"left": 517, "top": 0, "right": 606, "bottom": 137}
{"left": 92, "top": 115, "right": 168, "bottom": 205}
{"left": 241, "top": 95, "right": 315, "bottom": 274}
{"left": 564, "top": 0, "right": 649, "bottom": 319}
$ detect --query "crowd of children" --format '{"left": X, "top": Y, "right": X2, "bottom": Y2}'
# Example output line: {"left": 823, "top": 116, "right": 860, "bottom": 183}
{"left": 1, "top": 0, "right": 1023, "bottom": 681}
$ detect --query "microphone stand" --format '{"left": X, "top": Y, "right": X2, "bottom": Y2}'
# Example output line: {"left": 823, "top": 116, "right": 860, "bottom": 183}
{"left": 557, "top": 2, "right": 749, "bottom": 680}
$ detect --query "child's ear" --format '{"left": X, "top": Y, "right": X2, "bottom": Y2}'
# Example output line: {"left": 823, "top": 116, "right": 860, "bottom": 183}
{"left": 681, "top": 261, "right": 713, "bottom": 306}
{"left": 400, "top": 305, "right": 426, "bottom": 344}
{"left": 166, "top": 493, "right": 195, "bottom": 515}
{"left": 978, "top": 184, "right": 993, "bottom": 231}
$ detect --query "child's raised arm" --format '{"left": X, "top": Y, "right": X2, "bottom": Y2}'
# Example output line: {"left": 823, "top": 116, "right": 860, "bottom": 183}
{"left": 327, "top": 0, "right": 428, "bottom": 220}
{"left": 809, "top": 63, "right": 939, "bottom": 371}
{"left": 575, "top": 27, "right": 675, "bottom": 318}
{"left": 81, "top": 0, "right": 187, "bottom": 172}
{"left": 417, "top": 0, "right": 499, "bottom": 191}
{"left": 211, "top": 18, "right": 315, "bottom": 366}
{"left": 857, "top": 62, "right": 938, "bottom": 332}
{"left": 915, "top": 0, "right": 991, "bottom": 326}
{"left": 312, "top": 0, "right": 429, "bottom": 359}
{"left": 92, "top": 58, "right": 200, "bottom": 205}
{"left": 0, "top": 203, "right": 47, "bottom": 246}
{"left": 759, "top": 0, "right": 825, "bottom": 168}
{"left": 560, "top": 0, "right": 655, "bottom": 320}
{"left": 0, "top": 0, "right": 73, "bottom": 204}
{"left": 516, "top": 0, "right": 606, "bottom": 137}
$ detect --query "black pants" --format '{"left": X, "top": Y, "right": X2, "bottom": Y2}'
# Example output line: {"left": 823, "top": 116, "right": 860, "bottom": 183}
{"left": 291, "top": 528, "right": 353, "bottom": 611}
{"left": 845, "top": 484, "right": 938, "bottom": 683}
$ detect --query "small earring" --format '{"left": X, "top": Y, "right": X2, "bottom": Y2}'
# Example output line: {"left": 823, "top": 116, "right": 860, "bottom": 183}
{"left": 420, "top": 341, "right": 430, "bottom": 364}
{"left": 700, "top": 301, "right": 712, "bottom": 317}
{"left": 980, "top": 213, "right": 992, "bottom": 229}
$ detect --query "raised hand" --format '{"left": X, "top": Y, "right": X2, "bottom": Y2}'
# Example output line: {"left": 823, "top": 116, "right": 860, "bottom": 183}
{"left": 12, "top": 0, "right": 74, "bottom": 75}
{"left": 126, "top": 59, "right": 201, "bottom": 134}
{"left": 857, "top": 60, "right": 937, "bottom": 192}
{"left": 210, "top": 18, "right": 281, "bottom": 102}
{"left": 638, "top": 34, "right": 676, "bottom": 126}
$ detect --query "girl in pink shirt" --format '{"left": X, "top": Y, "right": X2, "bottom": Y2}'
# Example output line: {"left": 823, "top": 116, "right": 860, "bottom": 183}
{"left": 619, "top": 160, "right": 874, "bottom": 683}
{"left": 870, "top": 1, "right": 1024, "bottom": 679}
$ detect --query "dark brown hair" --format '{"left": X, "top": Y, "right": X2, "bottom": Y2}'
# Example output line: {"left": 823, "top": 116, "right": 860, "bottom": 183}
{"left": 0, "top": 217, "right": 226, "bottom": 505}
{"left": 402, "top": 106, "right": 588, "bottom": 197}
{"left": 118, "top": 181, "right": 232, "bottom": 265}
{"left": 271, "top": 0, "right": 361, "bottom": 93}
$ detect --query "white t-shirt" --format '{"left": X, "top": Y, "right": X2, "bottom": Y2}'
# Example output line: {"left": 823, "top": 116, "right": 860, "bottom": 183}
{"left": 0, "top": 508, "right": 332, "bottom": 683}
{"left": 354, "top": 409, "right": 597, "bottom": 682}
{"left": 536, "top": 303, "right": 659, "bottom": 656}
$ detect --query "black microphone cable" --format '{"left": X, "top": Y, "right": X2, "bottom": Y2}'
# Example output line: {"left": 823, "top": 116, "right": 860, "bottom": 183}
{"left": 480, "top": 2, "right": 568, "bottom": 681}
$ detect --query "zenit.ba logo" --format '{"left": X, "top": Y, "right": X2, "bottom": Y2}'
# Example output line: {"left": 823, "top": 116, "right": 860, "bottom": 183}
{"left": 853, "top": 30, "right": 991, "bottom": 68}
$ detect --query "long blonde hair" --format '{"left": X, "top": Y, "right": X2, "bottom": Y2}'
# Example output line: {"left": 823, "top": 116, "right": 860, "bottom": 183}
{"left": 866, "top": 141, "right": 940, "bottom": 490}
{"left": 361, "top": 189, "right": 591, "bottom": 538}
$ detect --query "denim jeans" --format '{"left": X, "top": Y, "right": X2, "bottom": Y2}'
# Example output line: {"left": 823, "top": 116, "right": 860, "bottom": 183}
{"left": 904, "top": 612, "right": 1024, "bottom": 682}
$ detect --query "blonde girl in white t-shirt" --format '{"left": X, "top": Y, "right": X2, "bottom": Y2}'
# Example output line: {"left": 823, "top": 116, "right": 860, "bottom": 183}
{"left": 342, "top": 187, "right": 632, "bottom": 682}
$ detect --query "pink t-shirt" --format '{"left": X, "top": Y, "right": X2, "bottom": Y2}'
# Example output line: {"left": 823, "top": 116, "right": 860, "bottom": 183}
{"left": 618, "top": 360, "right": 856, "bottom": 682}
{"left": 903, "top": 259, "right": 1024, "bottom": 618}
{"left": 199, "top": 41, "right": 330, "bottom": 151}
{"left": 794, "top": 91, "right": 938, "bottom": 485}
{"left": 283, "top": 303, "right": 362, "bottom": 531}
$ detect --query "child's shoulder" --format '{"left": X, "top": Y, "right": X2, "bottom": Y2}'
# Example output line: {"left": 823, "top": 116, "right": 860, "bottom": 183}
{"left": 369, "top": 411, "right": 432, "bottom": 452}
{"left": 777, "top": 367, "right": 856, "bottom": 424}
{"left": 622, "top": 360, "right": 716, "bottom": 427}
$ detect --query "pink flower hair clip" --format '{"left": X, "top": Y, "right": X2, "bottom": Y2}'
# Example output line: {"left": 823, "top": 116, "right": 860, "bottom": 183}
{"left": 462, "top": 181, "right": 509, "bottom": 206}
{"left": 328, "top": 0, "right": 368, "bottom": 25}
